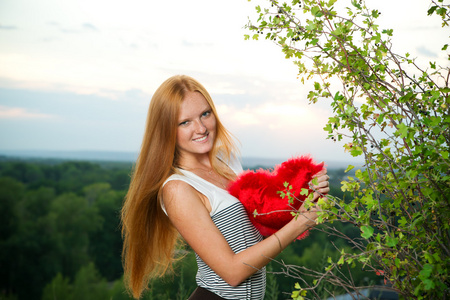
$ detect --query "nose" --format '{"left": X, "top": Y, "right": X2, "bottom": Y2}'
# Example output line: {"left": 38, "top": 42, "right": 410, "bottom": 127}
{"left": 194, "top": 119, "right": 207, "bottom": 134}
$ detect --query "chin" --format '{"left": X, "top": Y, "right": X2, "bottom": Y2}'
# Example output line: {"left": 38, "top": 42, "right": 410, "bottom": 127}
{"left": 196, "top": 145, "right": 214, "bottom": 154}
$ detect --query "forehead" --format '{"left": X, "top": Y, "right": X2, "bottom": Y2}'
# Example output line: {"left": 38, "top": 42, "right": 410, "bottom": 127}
{"left": 178, "top": 91, "right": 211, "bottom": 119}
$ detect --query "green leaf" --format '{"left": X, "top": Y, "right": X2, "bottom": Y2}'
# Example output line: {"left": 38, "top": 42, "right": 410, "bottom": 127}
{"left": 311, "top": 6, "right": 320, "bottom": 17}
{"left": 327, "top": 0, "right": 338, "bottom": 7}
{"left": 351, "top": 0, "right": 362, "bottom": 9}
{"left": 361, "top": 225, "right": 374, "bottom": 239}
{"left": 397, "top": 123, "right": 408, "bottom": 138}
{"left": 350, "top": 145, "right": 363, "bottom": 157}
{"left": 305, "top": 20, "right": 316, "bottom": 31}
{"left": 386, "top": 235, "right": 399, "bottom": 247}
{"left": 382, "top": 28, "right": 393, "bottom": 36}
{"left": 423, "top": 279, "right": 436, "bottom": 290}
{"left": 417, "top": 264, "right": 437, "bottom": 290}
{"left": 332, "top": 27, "right": 343, "bottom": 36}
{"left": 427, "top": 5, "right": 438, "bottom": 16}
{"left": 345, "top": 165, "right": 355, "bottom": 172}
{"left": 346, "top": 106, "right": 355, "bottom": 115}
{"left": 398, "top": 217, "right": 408, "bottom": 227}
{"left": 300, "top": 188, "right": 310, "bottom": 196}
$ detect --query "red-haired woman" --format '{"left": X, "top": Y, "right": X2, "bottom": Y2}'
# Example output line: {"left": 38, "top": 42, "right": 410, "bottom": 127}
{"left": 121, "top": 75, "right": 329, "bottom": 299}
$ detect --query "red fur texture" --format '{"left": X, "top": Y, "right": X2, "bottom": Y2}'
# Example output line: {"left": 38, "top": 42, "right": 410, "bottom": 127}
{"left": 227, "top": 156, "right": 324, "bottom": 240}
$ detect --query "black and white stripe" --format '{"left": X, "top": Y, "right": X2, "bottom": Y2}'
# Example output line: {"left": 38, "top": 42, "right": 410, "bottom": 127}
{"left": 195, "top": 202, "right": 266, "bottom": 300}
{"left": 163, "top": 155, "right": 266, "bottom": 299}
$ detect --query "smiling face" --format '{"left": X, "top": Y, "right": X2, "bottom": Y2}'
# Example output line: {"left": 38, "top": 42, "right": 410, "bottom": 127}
{"left": 176, "top": 91, "right": 217, "bottom": 160}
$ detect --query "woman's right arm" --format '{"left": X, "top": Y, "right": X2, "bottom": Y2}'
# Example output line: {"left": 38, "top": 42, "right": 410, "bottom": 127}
{"left": 162, "top": 170, "right": 329, "bottom": 286}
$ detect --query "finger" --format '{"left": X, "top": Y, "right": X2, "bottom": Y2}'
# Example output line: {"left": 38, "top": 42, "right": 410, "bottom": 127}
{"left": 314, "top": 180, "right": 329, "bottom": 188}
{"left": 315, "top": 175, "right": 329, "bottom": 184}
{"left": 318, "top": 187, "right": 330, "bottom": 194}
{"left": 312, "top": 176, "right": 330, "bottom": 190}
{"left": 313, "top": 187, "right": 330, "bottom": 199}
{"left": 313, "top": 167, "right": 327, "bottom": 177}
{"left": 313, "top": 173, "right": 329, "bottom": 182}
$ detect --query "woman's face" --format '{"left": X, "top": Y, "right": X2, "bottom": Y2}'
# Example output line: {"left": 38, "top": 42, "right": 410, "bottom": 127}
{"left": 176, "top": 91, "right": 217, "bottom": 158}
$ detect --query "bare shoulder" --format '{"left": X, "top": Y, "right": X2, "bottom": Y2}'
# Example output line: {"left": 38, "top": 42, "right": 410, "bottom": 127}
{"left": 162, "top": 180, "right": 204, "bottom": 211}
{"left": 163, "top": 179, "right": 193, "bottom": 196}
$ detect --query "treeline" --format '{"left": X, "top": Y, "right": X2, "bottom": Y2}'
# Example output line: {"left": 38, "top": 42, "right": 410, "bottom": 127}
{"left": 0, "top": 158, "right": 378, "bottom": 300}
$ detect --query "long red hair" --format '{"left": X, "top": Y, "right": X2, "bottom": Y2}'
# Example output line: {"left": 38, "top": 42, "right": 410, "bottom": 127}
{"left": 121, "top": 75, "right": 237, "bottom": 298}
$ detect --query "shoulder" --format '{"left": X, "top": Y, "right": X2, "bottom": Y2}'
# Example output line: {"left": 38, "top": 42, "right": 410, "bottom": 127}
{"left": 162, "top": 173, "right": 195, "bottom": 197}
{"left": 162, "top": 179, "right": 197, "bottom": 202}
{"left": 163, "top": 179, "right": 193, "bottom": 196}
{"left": 162, "top": 178, "right": 209, "bottom": 213}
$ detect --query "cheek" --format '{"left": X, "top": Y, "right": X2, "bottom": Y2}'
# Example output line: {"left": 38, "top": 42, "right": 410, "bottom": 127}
{"left": 206, "top": 116, "right": 217, "bottom": 131}
{"left": 176, "top": 128, "right": 186, "bottom": 145}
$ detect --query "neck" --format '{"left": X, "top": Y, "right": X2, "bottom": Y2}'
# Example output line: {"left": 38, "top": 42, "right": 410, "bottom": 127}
{"left": 178, "top": 153, "right": 212, "bottom": 170}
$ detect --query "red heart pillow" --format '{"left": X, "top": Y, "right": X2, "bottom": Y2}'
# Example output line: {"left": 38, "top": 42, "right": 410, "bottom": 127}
{"left": 228, "top": 155, "right": 324, "bottom": 240}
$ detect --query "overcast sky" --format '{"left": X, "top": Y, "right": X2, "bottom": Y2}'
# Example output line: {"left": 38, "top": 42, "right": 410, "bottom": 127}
{"left": 0, "top": 0, "right": 447, "bottom": 163}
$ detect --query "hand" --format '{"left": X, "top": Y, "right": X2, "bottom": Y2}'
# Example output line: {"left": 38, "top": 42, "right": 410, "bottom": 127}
{"left": 296, "top": 168, "right": 330, "bottom": 223}
{"left": 310, "top": 168, "right": 329, "bottom": 200}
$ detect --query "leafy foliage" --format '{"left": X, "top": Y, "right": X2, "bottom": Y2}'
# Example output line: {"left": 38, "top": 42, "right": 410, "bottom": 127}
{"left": 0, "top": 160, "right": 129, "bottom": 299}
{"left": 0, "top": 158, "right": 365, "bottom": 299}
{"left": 246, "top": 0, "right": 450, "bottom": 298}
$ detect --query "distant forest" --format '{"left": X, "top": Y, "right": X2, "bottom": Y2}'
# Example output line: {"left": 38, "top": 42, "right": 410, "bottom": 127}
{"left": 0, "top": 157, "right": 379, "bottom": 300}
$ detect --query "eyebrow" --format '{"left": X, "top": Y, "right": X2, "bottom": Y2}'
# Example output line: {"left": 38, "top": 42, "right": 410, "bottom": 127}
{"left": 178, "top": 105, "right": 212, "bottom": 123}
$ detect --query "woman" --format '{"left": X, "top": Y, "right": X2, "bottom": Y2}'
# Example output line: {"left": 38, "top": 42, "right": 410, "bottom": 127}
{"left": 121, "top": 75, "right": 330, "bottom": 299}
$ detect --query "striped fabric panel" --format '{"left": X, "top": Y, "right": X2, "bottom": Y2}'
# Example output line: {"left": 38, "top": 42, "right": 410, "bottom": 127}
{"left": 195, "top": 202, "right": 266, "bottom": 299}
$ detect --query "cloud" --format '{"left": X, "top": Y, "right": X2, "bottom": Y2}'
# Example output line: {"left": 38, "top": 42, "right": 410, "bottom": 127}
{"left": 45, "top": 21, "right": 98, "bottom": 34}
{"left": 416, "top": 46, "right": 438, "bottom": 58}
{"left": 0, "top": 25, "right": 18, "bottom": 30}
{"left": 217, "top": 100, "right": 329, "bottom": 133}
{"left": 219, "top": 105, "right": 340, "bottom": 161}
{"left": 182, "top": 40, "right": 213, "bottom": 48}
{"left": 46, "top": 21, "right": 60, "bottom": 27}
{"left": 82, "top": 23, "right": 98, "bottom": 31}
{"left": 61, "top": 28, "right": 80, "bottom": 34}
{"left": 0, "top": 105, "right": 55, "bottom": 119}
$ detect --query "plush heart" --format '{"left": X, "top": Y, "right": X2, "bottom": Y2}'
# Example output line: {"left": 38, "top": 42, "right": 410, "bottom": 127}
{"left": 228, "top": 155, "right": 324, "bottom": 240}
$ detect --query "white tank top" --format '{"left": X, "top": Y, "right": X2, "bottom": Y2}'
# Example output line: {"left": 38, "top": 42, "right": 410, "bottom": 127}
{"left": 161, "top": 155, "right": 243, "bottom": 216}
{"left": 162, "top": 156, "right": 266, "bottom": 299}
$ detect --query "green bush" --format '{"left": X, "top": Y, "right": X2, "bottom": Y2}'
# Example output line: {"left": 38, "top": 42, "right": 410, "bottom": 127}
{"left": 247, "top": 0, "right": 450, "bottom": 298}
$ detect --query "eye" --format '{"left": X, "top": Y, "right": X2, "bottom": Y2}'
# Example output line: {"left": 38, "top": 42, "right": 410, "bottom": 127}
{"left": 201, "top": 110, "right": 211, "bottom": 118}
{"left": 178, "top": 120, "right": 189, "bottom": 126}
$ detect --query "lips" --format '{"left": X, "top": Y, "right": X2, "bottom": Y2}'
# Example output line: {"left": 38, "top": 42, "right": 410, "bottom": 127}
{"left": 193, "top": 133, "right": 209, "bottom": 142}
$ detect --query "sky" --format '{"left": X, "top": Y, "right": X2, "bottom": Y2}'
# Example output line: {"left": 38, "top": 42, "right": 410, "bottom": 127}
{"left": 0, "top": 0, "right": 448, "bottom": 164}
